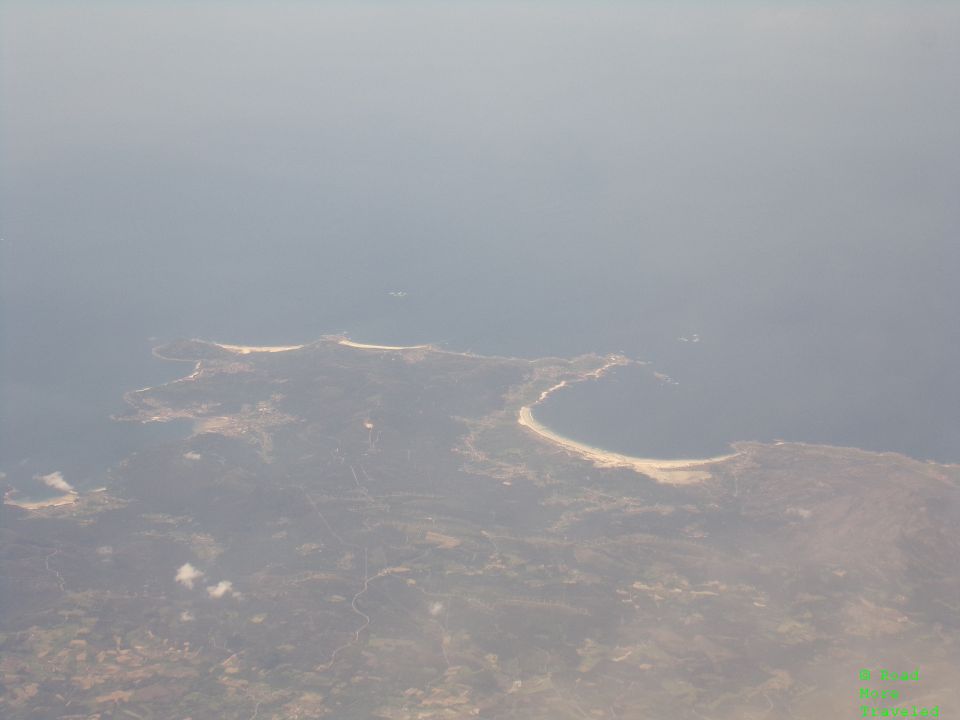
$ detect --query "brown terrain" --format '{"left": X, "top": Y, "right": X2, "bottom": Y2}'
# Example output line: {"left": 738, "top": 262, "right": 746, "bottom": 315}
{"left": 1, "top": 337, "right": 958, "bottom": 719}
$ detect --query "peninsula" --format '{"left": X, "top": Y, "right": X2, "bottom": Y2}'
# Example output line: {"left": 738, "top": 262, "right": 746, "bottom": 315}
{"left": 3, "top": 336, "right": 957, "bottom": 720}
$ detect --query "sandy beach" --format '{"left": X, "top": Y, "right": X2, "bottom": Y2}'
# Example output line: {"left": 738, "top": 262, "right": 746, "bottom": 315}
{"left": 336, "top": 338, "right": 430, "bottom": 351}
{"left": 518, "top": 407, "right": 734, "bottom": 484}
{"left": 211, "top": 342, "right": 306, "bottom": 354}
{"left": 517, "top": 357, "right": 736, "bottom": 484}
{"left": 4, "top": 490, "right": 79, "bottom": 510}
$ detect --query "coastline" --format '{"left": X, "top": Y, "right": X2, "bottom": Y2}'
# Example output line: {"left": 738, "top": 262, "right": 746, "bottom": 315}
{"left": 130, "top": 335, "right": 945, "bottom": 483}
{"left": 208, "top": 342, "right": 306, "bottom": 354}
{"left": 145, "top": 335, "right": 741, "bottom": 483}
{"left": 4, "top": 488, "right": 79, "bottom": 510}
{"left": 518, "top": 405, "right": 735, "bottom": 484}
{"left": 335, "top": 338, "right": 431, "bottom": 351}
{"left": 516, "top": 356, "right": 737, "bottom": 484}
{"left": 206, "top": 337, "right": 431, "bottom": 353}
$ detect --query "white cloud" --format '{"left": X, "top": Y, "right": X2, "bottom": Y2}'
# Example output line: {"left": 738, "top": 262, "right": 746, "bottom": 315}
{"left": 207, "top": 580, "right": 234, "bottom": 599}
{"left": 175, "top": 563, "right": 204, "bottom": 589}
{"left": 36, "top": 471, "right": 73, "bottom": 494}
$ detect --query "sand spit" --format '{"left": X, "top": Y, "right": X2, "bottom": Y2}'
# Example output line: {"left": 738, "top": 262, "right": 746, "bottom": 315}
{"left": 210, "top": 342, "right": 306, "bottom": 354}
{"left": 517, "top": 356, "right": 737, "bottom": 484}
{"left": 336, "top": 338, "right": 431, "bottom": 351}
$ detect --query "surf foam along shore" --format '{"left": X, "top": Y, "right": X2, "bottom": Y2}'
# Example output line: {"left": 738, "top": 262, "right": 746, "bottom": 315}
{"left": 517, "top": 357, "right": 737, "bottom": 484}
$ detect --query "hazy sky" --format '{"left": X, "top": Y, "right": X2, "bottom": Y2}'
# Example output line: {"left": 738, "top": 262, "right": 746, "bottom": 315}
{"left": 2, "top": 2, "right": 959, "bottom": 472}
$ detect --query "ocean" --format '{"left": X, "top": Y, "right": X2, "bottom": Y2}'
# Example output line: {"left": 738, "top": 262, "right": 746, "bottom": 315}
{"left": 2, "top": 4, "right": 958, "bottom": 497}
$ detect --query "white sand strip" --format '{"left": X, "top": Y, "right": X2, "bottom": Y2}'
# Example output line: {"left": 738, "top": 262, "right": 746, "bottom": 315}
{"left": 518, "top": 407, "right": 734, "bottom": 484}
{"left": 337, "top": 339, "right": 430, "bottom": 351}
{"left": 4, "top": 491, "right": 79, "bottom": 510}
{"left": 517, "top": 356, "right": 735, "bottom": 484}
{"left": 211, "top": 343, "right": 305, "bottom": 354}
